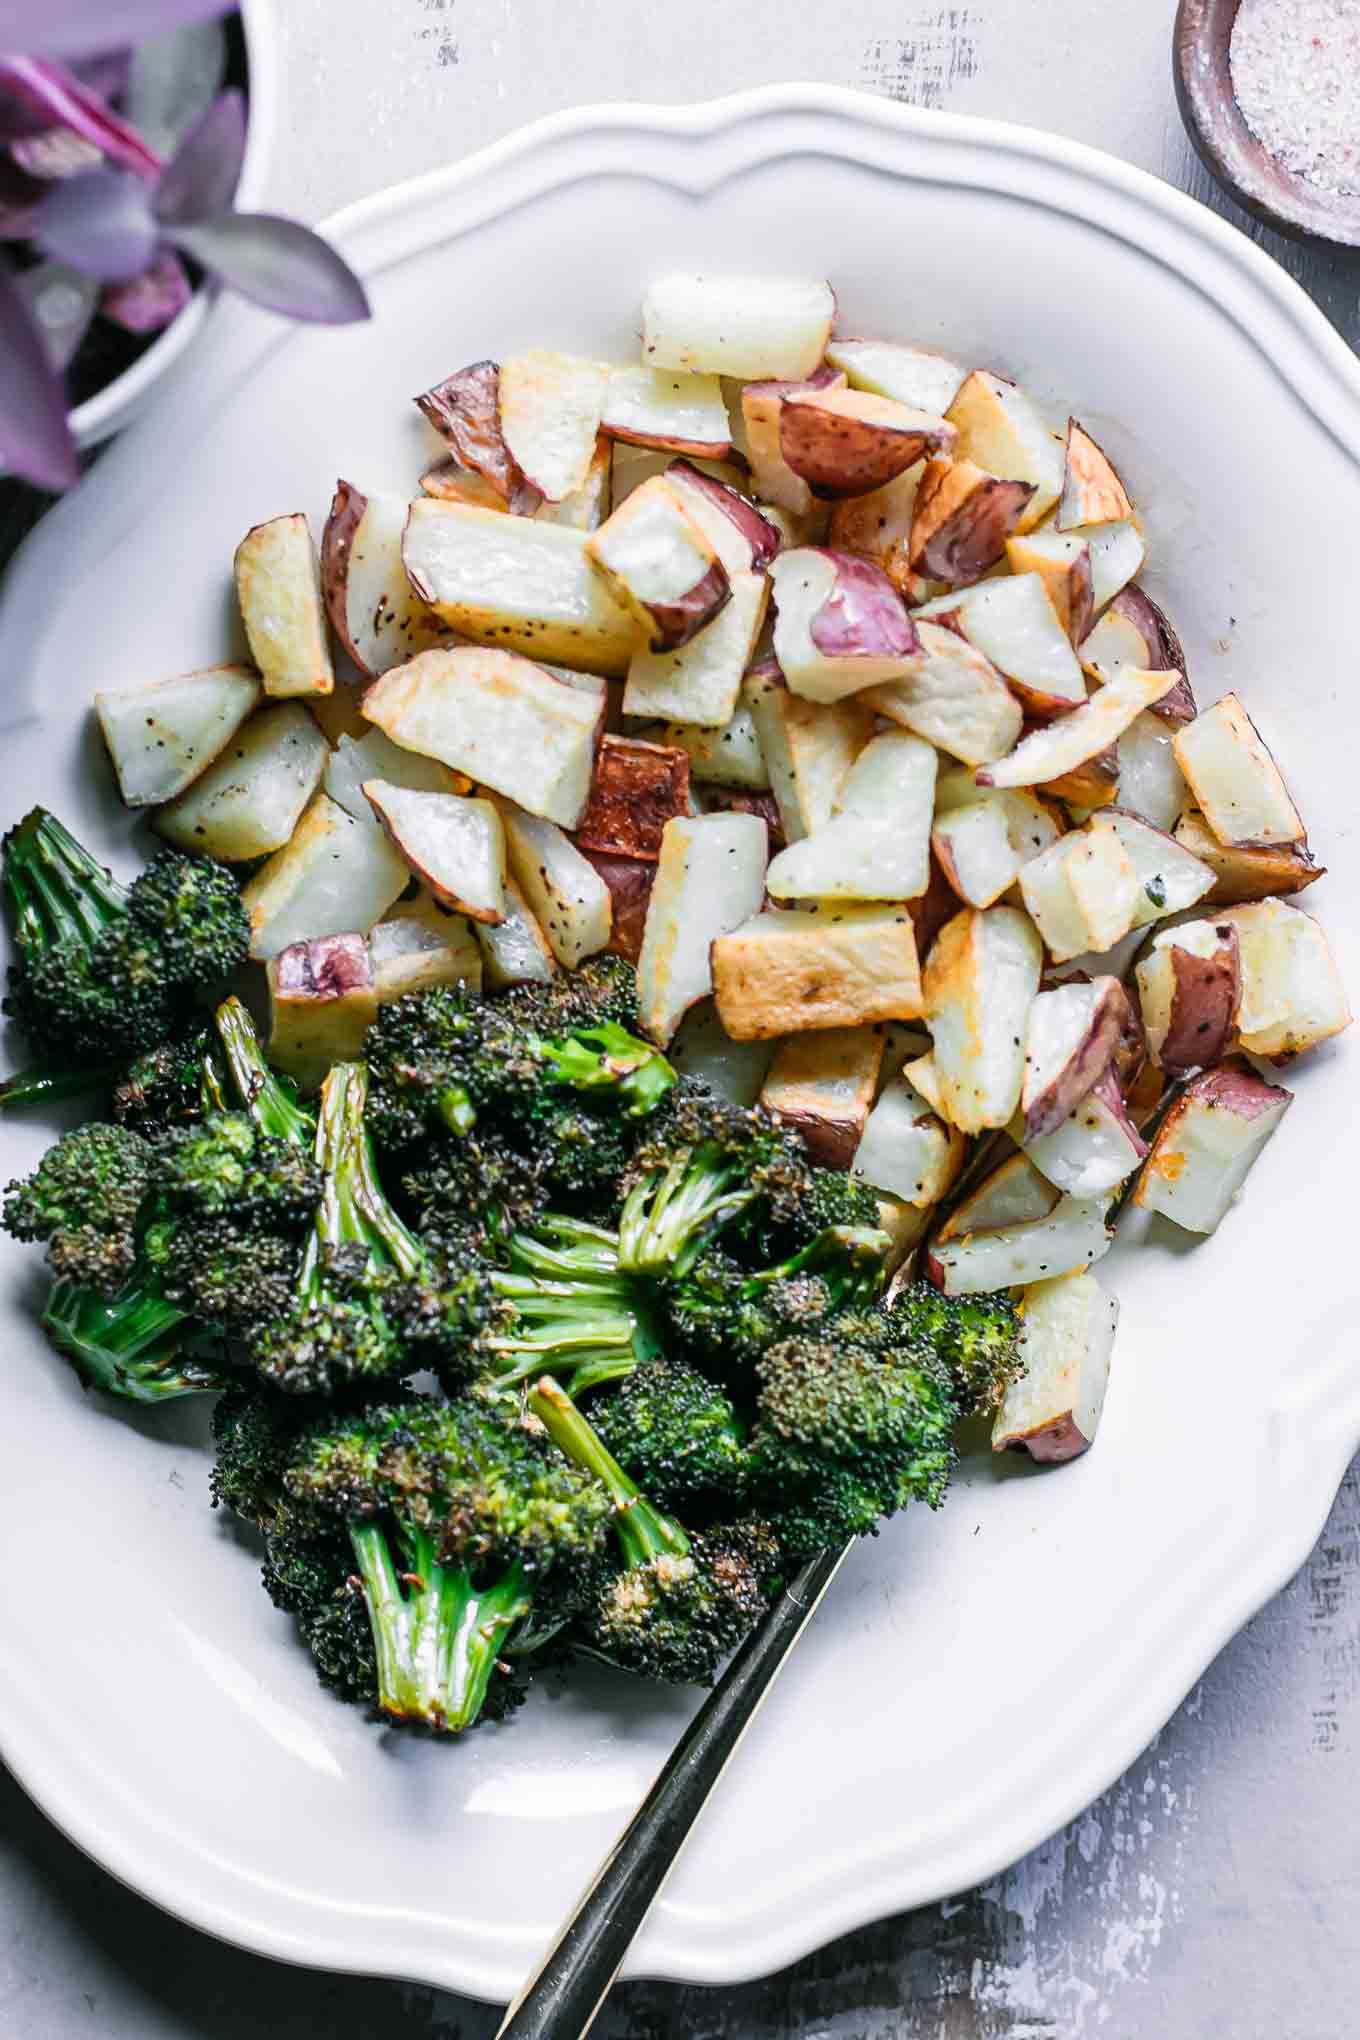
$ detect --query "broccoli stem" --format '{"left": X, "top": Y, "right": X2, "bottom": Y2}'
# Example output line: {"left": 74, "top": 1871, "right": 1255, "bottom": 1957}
{"left": 214, "top": 996, "right": 315, "bottom": 1146}
{"left": 0, "top": 1062, "right": 121, "bottom": 1110}
{"left": 41, "top": 1275, "right": 222, "bottom": 1401}
{"left": 539, "top": 1023, "right": 676, "bottom": 1117}
{"left": 528, "top": 1376, "right": 690, "bottom": 1565}
{"left": 617, "top": 1145, "right": 757, "bottom": 1278}
{"left": 749, "top": 1224, "right": 892, "bottom": 1302}
{"left": 3, "top": 808, "right": 127, "bottom": 960}
{"left": 485, "top": 1217, "right": 664, "bottom": 1393}
{"left": 308, "top": 1063, "right": 426, "bottom": 1285}
{"left": 348, "top": 1522, "right": 532, "bottom": 1731}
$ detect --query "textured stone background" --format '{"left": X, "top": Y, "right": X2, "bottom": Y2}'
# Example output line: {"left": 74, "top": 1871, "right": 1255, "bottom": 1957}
{"left": 2, "top": 3, "right": 1359, "bottom": 2033}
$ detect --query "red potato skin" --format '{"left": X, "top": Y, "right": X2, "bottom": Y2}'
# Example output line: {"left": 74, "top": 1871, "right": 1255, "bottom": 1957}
{"left": 778, "top": 393, "right": 956, "bottom": 502}
{"left": 667, "top": 461, "right": 781, "bottom": 570}
{"left": 320, "top": 479, "right": 370, "bottom": 674}
{"left": 643, "top": 557, "right": 732, "bottom": 654}
{"left": 909, "top": 459, "right": 1036, "bottom": 586}
{"left": 575, "top": 736, "right": 692, "bottom": 862}
{"left": 419, "top": 459, "right": 506, "bottom": 510}
{"left": 414, "top": 360, "right": 542, "bottom": 514}
{"left": 272, "top": 931, "right": 374, "bottom": 1000}
{"left": 1057, "top": 418, "right": 1133, "bottom": 532}
{"left": 806, "top": 551, "right": 920, "bottom": 660}
{"left": 1023, "top": 976, "right": 1133, "bottom": 1141}
{"left": 1057, "top": 549, "right": 1095, "bottom": 652}
{"left": 1106, "top": 587, "right": 1195, "bottom": 724}
{"left": 1157, "top": 923, "right": 1240, "bottom": 1075}
{"left": 699, "top": 786, "right": 786, "bottom": 853}
{"left": 1135, "top": 1055, "right": 1292, "bottom": 1210}
{"left": 907, "top": 851, "right": 959, "bottom": 961}
{"left": 995, "top": 1412, "right": 1095, "bottom": 1463}
{"left": 578, "top": 848, "right": 654, "bottom": 962}
{"left": 1039, "top": 744, "right": 1121, "bottom": 808}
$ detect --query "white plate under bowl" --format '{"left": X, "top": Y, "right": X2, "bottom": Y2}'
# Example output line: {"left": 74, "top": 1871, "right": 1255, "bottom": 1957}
{"left": 0, "top": 86, "right": 1357, "bottom": 2003}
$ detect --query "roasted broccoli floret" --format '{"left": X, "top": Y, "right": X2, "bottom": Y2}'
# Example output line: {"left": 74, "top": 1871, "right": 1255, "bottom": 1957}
{"left": 591, "top": 1358, "right": 748, "bottom": 1513}
{"left": 3, "top": 1121, "right": 153, "bottom": 1294}
{"left": 161, "top": 1112, "right": 321, "bottom": 1227}
{"left": 840, "top": 1284, "right": 1023, "bottom": 1418}
{"left": 474, "top": 1213, "right": 662, "bottom": 1396}
{"left": 616, "top": 1086, "right": 812, "bottom": 1278}
{"left": 249, "top": 1062, "right": 498, "bottom": 1394}
{"left": 112, "top": 1021, "right": 226, "bottom": 1138}
{"left": 529, "top": 1376, "right": 774, "bottom": 1684}
{"left": 402, "top": 1132, "right": 549, "bottom": 1235}
{"left": 364, "top": 968, "right": 674, "bottom": 1155}
{"left": 731, "top": 1165, "right": 885, "bottom": 1263}
{"left": 283, "top": 1391, "right": 612, "bottom": 1731}
{"left": 748, "top": 1318, "right": 958, "bottom": 1557}
{"left": 2, "top": 808, "right": 247, "bottom": 1059}
{"left": 41, "top": 1273, "right": 225, "bottom": 1401}
{"left": 668, "top": 1223, "right": 891, "bottom": 1373}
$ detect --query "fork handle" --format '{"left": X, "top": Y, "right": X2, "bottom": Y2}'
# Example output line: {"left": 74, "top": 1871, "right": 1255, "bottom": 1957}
{"left": 495, "top": 1543, "right": 849, "bottom": 2040}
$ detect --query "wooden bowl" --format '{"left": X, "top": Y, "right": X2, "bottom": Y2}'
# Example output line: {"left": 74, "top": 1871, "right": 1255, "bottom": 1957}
{"left": 1174, "top": 0, "right": 1360, "bottom": 247}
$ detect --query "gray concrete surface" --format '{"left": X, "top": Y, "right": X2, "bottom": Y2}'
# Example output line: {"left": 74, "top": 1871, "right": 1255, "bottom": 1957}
{"left": 3, "top": 2, "right": 1359, "bottom": 2033}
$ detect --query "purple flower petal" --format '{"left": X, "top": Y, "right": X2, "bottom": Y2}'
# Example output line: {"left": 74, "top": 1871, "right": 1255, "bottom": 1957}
{"left": 0, "top": 154, "right": 45, "bottom": 238}
{"left": 4, "top": 1, "right": 227, "bottom": 62}
{"left": 154, "top": 88, "right": 244, "bottom": 225}
{"left": 100, "top": 246, "right": 190, "bottom": 332}
{"left": 34, "top": 166, "right": 161, "bottom": 281}
{"left": 67, "top": 51, "right": 133, "bottom": 103}
{"left": 169, "top": 213, "right": 371, "bottom": 324}
{"left": 0, "top": 259, "right": 78, "bottom": 490}
{"left": 0, "top": 58, "right": 160, "bottom": 178}
{"left": 10, "top": 127, "right": 103, "bottom": 178}
{"left": 16, "top": 258, "right": 98, "bottom": 367}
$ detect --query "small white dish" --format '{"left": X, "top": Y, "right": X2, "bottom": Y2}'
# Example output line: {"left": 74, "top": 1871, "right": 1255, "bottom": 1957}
{"left": 0, "top": 84, "right": 1356, "bottom": 2001}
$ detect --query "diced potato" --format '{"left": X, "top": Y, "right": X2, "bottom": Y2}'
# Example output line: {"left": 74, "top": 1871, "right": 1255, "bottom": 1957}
{"left": 635, "top": 812, "right": 770, "bottom": 1044}
{"left": 601, "top": 364, "right": 732, "bottom": 457}
{"left": 1172, "top": 693, "right": 1305, "bottom": 847}
{"left": 765, "top": 729, "right": 936, "bottom": 902}
{"left": 1018, "top": 824, "right": 1140, "bottom": 962}
{"left": 363, "top": 781, "right": 506, "bottom": 924}
{"left": 660, "top": 703, "right": 768, "bottom": 789}
{"left": 241, "top": 792, "right": 409, "bottom": 959}
{"left": 320, "top": 483, "right": 451, "bottom": 680}
{"left": 991, "top": 1271, "right": 1119, "bottom": 1461}
{"left": 1115, "top": 713, "right": 1189, "bottom": 832}
{"left": 908, "top": 458, "right": 1035, "bottom": 586}
{"left": 669, "top": 999, "right": 777, "bottom": 1106}
{"left": 267, "top": 933, "right": 377, "bottom": 1091}
{"left": 779, "top": 386, "right": 955, "bottom": 502}
{"left": 579, "top": 848, "right": 655, "bottom": 962}
{"left": 760, "top": 1025, "right": 886, "bottom": 1167}
{"left": 402, "top": 500, "right": 636, "bottom": 677}
{"left": 586, "top": 475, "right": 729, "bottom": 652}
{"left": 663, "top": 460, "right": 781, "bottom": 574}
{"left": 622, "top": 571, "right": 768, "bottom": 726}
{"left": 1135, "top": 1057, "right": 1293, "bottom": 1233}
{"left": 575, "top": 735, "right": 690, "bottom": 862}
{"left": 918, "top": 574, "right": 1085, "bottom": 715}
{"left": 307, "top": 686, "right": 371, "bottom": 746}
{"left": 323, "top": 727, "right": 468, "bottom": 823}
{"left": 414, "top": 358, "right": 539, "bottom": 509}
{"left": 864, "top": 620, "right": 1022, "bottom": 767}
{"left": 497, "top": 349, "right": 610, "bottom": 502}
{"left": 535, "top": 435, "right": 612, "bottom": 531}
{"left": 827, "top": 463, "right": 923, "bottom": 589}
{"left": 923, "top": 904, "right": 1043, "bottom": 1132}
{"left": 978, "top": 666, "right": 1180, "bottom": 791}
{"left": 153, "top": 703, "right": 328, "bottom": 861}
{"left": 1056, "top": 420, "right": 1132, "bottom": 531}
{"left": 363, "top": 645, "right": 602, "bottom": 828}
{"left": 824, "top": 338, "right": 966, "bottom": 416}
{"left": 1038, "top": 746, "right": 1121, "bottom": 812}
{"left": 234, "top": 513, "right": 333, "bottom": 698}
{"left": 933, "top": 772, "right": 1065, "bottom": 868}
{"left": 1216, "top": 899, "right": 1351, "bottom": 1058}
{"left": 370, "top": 904, "right": 483, "bottom": 1000}
{"left": 1021, "top": 1069, "right": 1146, "bottom": 1198}
{"left": 1093, "top": 808, "right": 1214, "bottom": 929}
{"left": 496, "top": 799, "right": 612, "bottom": 968}
{"left": 1021, "top": 976, "right": 1130, "bottom": 1139}
{"left": 1077, "top": 585, "right": 1192, "bottom": 719}
{"left": 472, "top": 876, "right": 557, "bottom": 989}
{"left": 927, "top": 1194, "right": 1113, "bottom": 1294}
{"left": 641, "top": 273, "right": 835, "bottom": 381}
{"left": 931, "top": 797, "right": 1020, "bottom": 908}
{"left": 1075, "top": 519, "right": 1145, "bottom": 612}
{"left": 1172, "top": 807, "right": 1323, "bottom": 902}
{"left": 852, "top": 1076, "right": 965, "bottom": 1206}
{"left": 934, "top": 1151, "right": 1058, "bottom": 1241}
{"left": 96, "top": 664, "right": 262, "bottom": 807}
{"left": 1003, "top": 532, "right": 1093, "bottom": 649}
{"left": 1134, "top": 917, "right": 1240, "bottom": 1075}
{"left": 899, "top": 1049, "right": 948, "bottom": 1117}
{"left": 873, "top": 1195, "right": 934, "bottom": 1269}
{"left": 945, "top": 370, "right": 1064, "bottom": 530}
{"left": 742, "top": 666, "right": 873, "bottom": 844}
{"left": 768, "top": 549, "right": 919, "bottom": 704}
{"left": 712, "top": 904, "right": 923, "bottom": 1039}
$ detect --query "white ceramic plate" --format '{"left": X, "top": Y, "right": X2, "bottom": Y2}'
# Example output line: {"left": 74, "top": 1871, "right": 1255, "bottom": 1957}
{"left": 0, "top": 87, "right": 1357, "bottom": 2002}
